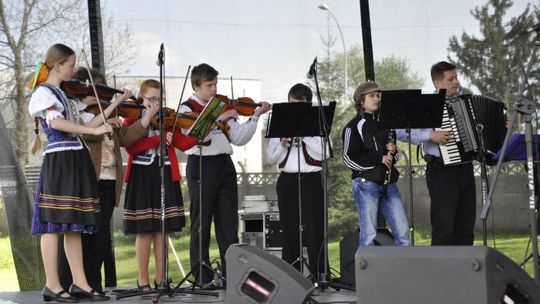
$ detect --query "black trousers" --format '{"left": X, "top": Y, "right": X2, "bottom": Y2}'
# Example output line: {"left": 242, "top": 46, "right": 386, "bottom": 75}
{"left": 426, "top": 161, "right": 476, "bottom": 245}
{"left": 187, "top": 154, "right": 238, "bottom": 283}
{"left": 59, "top": 180, "right": 116, "bottom": 292}
{"left": 276, "top": 171, "right": 327, "bottom": 278}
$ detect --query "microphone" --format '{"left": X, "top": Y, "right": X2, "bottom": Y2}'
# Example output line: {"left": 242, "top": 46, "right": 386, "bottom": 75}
{"left": 156, "top": 43, "right": 164, "bottom": 66}
{"left": 306, "top": 57, "right": 317, "bottom": 79}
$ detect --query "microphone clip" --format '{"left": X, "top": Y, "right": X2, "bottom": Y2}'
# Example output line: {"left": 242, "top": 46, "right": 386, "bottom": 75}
{"left": 306, "top": 57, "right": 318, "bottom": 79}
{"left": 156, "top": 43, "right": 165, "bottom": 66}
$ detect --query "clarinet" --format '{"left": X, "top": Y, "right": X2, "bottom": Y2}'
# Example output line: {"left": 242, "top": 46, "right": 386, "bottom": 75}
{"left": 380, "top": 130, "right": 395, "bottom": 199}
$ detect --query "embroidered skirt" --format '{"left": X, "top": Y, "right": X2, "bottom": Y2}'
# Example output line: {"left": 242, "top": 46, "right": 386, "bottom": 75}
{"left": 123, "top": 160, "right": 185, "bottom": 234}
{"left": 31, "top": 148, "right": 100, "bottom": 235}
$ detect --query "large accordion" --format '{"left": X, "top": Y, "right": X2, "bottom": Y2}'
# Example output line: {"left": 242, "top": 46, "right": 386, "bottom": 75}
{"left": 437, "top": 94, "right": 506, "bottom": 166}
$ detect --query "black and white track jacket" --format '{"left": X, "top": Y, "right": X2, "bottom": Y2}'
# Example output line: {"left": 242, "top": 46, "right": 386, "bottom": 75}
{"left": 342, "top": 112, "right": 399, "bottom": 183}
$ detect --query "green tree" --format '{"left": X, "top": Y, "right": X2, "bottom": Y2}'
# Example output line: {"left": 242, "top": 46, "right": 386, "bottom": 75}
{"left": 0, "top": 0, "right": 136, "bottom": 167}
{"left": 448, "top": 0, "right": 539, "bottom": 107}
{"left": 317, "top": 44, "right": 424, "bottom": 238}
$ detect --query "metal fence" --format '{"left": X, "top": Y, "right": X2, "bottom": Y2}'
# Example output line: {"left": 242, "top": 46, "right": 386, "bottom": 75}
{"left": 24, "top": 162, "right": 528, "bottom": 194}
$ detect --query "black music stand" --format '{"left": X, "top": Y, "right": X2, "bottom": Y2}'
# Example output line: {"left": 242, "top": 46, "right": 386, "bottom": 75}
{"left": 378, "top": 89, "right": 446, "bottom": 245}
{"left": 265, "top": 101, "right": 336, "bottom": 283}
{"left": 266, "top": 101, "right": 336, "bottom": 138}
{"left": 171, "top": 97, "right": 226, "bottom": 297}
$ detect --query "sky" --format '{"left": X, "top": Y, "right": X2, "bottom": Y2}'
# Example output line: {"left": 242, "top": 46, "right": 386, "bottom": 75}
{"left": 102, "top": 0, "right": 536, "bottom": 102}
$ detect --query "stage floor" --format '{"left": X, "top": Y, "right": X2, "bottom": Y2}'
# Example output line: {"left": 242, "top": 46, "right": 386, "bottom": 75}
{"left": 0, "top": 286, "right": 356, "bottom": 304}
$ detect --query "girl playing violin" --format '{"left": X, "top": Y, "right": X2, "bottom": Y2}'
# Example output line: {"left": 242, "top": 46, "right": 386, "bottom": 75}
{"left": 178, "top": 63, "right": 271, "bottom": 287}
{"left": 122, "top": 79, "right": 197, "bottom": 291}
{"left": 57, "top": 67, "right": 149, "bottom": 294}
{"left": 28, "top": 44, "right": 116, "bottom": 302}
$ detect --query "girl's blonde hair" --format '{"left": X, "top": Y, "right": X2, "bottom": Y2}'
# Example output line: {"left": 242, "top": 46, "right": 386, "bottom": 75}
{"left": 30, "top": 44, "right": 75, "bottom": 155}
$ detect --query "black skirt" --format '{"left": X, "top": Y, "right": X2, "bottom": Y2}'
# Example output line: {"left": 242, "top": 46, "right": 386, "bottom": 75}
{"left": 32, "top": 147, "right": 100, "bottom": 235}
{"left": 123, "top": 159, "right": 185, "bottom": 234}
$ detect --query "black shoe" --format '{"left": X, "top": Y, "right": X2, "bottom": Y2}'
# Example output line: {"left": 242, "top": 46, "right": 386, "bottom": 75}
{"left": 200, "top": 282, "right": 217, "bottom": 290}
{"left": 200, "top": 280, "right": 224, "bottom": 290}
{"left": 154, "top": 279, "right": 172, "bottom": 290}
{"left": 136, "top": 280, "right": 152, "bottom": 293}
{"left": 42, "top": 287, "right": 79, "bottom": 303}
{"left": 68, "top": 284, "right": 110, "bottom": 301}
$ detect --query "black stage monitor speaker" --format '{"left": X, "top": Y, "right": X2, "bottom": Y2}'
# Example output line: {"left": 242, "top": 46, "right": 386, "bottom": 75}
{"left": 340, "top": 228, "right": 394, "bottom": 286}
{"left": 356, "top": 246, "right": 540, "bottom": 304}
{"left": 226, "top": 244, "right": 315, "bottom": 304}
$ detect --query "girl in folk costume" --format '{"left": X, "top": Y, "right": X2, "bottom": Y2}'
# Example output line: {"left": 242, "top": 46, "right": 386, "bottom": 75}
{"left": 57, "top": 67, "right": 148, "bottom": 294}
{"left": 28, "top": 44, "right": 118, "bottom": 302}
{"left": 122, "top": 79, "right": 197, "bottom": 291}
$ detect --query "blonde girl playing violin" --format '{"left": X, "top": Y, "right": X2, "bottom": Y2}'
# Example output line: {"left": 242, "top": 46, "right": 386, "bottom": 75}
{"left": 122, "top": 79, "right": 198, "bottom": 291}
{"left": 28, "top": 44, "right": 121, "bottom": 302}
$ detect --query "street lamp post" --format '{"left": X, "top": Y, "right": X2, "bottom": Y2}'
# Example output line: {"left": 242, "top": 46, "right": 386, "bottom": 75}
{"left": 318, "top": 4, "right": 347, "bottom": 100}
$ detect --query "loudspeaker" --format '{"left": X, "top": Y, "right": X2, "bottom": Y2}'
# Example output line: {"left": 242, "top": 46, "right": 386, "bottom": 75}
{"left": 226, "top": 244, "right": 315, "bottom": 304}
{"left": 356, "top": 246, "right": 540, "bottom": 304}
{"left": 339, "top": 228, "right": 394, "bottom": 286}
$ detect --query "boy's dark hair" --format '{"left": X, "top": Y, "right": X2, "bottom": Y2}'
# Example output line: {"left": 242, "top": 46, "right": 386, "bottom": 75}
{"left": 430, "top": 61, "right": 456, "bottom": 82}
{"left": 191, "top": 63, "right": 219, "bottom": 89}
{"left": 287, "top": 83, "right": 313, "bottom": 102}
{"left": 74, "top": 67, "right": 106, "bottom": 84}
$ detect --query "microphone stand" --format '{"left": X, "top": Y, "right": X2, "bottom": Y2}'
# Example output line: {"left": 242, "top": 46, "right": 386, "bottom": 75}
{"left": 481, "top": 36, "right": 540, "bottom": 284}
{"left": 290, "top": 136, "right": 318, "bottom": 282}
{"left": 152, "top": 43, "right": 170, "bottom": 304}
{"left": 307, "top": 58, "right": 336, "bottom": 290}
{"left": 476, "top": 124, "right": 491, "bottom": 247}
{"left": 405, "top": 126, "right": 415, "bottom": 245}
{"left": 168, "top": 68, "right": 220, "bottom": 299}
{"left": 115, "top": 44, "right": 169, "bottom": 303}
{"left": 481, "top": 98, "right": 539, "bottom": 284}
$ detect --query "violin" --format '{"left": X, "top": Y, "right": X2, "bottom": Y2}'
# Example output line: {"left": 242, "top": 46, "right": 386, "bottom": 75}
{"left": 214, "top": 94, "right": 262, "bottom": 116}
{"left": 86, "top": 100, "right": 145, "bottom": 119}
{"left": 61, "top": 80, "right": 138, "bottom": 102}
{"left": 152, "top": 108, "right": 230, "bottom": 133}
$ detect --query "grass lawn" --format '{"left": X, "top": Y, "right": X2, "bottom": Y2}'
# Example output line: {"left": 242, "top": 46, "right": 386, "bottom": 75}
{"left": 0, "top": 230, "right": 537, "bottom": 291}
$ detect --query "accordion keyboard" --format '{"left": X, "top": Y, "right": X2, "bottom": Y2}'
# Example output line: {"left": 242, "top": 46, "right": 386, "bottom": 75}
{"left": 437, "top": 104, "right": 463, "bottom": 165}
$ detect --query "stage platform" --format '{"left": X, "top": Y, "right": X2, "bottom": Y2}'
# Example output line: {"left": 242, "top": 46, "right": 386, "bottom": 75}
{"left": 0, "top": 286, "right": 356, "bottom": 304}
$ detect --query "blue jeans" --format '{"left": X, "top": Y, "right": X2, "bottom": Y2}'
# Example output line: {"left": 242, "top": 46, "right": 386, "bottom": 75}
{"left": 352, "top": 178, "right": 410, "bottom": 246}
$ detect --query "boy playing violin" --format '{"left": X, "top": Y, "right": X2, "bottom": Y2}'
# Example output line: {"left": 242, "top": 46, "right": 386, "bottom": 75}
{"left": 57, "top": 67, "right": 148, "bottom": 294}
{"left": 178, "top": 63, "right": 271, "bottom": 288}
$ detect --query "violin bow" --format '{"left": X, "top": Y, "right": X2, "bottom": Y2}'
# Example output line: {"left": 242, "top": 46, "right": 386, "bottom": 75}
{"left": 170, "top": 65, "right": 192, "bottom": 136}
{"left": 230, "top": 75, "right": 235, "bottom": 101}
{"left": 230, "top": 75, "right": 238, "bottom": 120}
{"left": 81, "top": 49, "right": 108, "bottom": 126}
{"left": 112, "top": 74, "right": 119, "bottom": 117}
